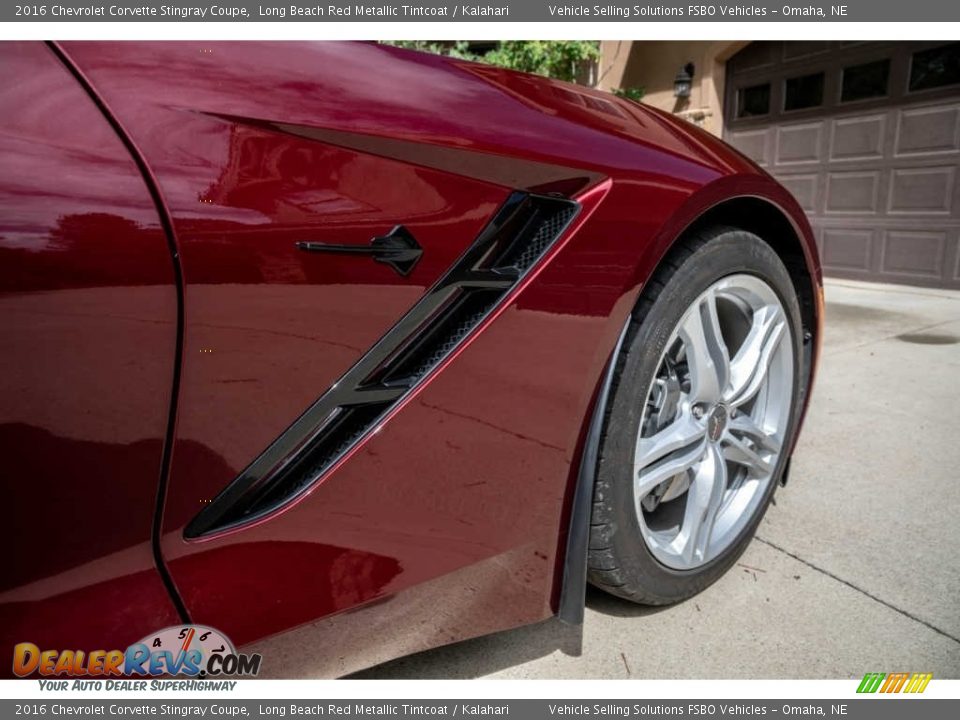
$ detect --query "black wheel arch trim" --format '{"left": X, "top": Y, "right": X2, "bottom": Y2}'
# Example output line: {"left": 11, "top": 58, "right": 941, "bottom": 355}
{"left": 557, "top": 197, "right": 817, "bottom": 623}
{"left": 557, "top": 317, "right": 630, "bottom": 625}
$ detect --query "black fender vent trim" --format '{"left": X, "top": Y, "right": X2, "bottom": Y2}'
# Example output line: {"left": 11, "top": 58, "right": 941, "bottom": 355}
{"left": 185, "top": 192, "right": 579, "bottom": 538}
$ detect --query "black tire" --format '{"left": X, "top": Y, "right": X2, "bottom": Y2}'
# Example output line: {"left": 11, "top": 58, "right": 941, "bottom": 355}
{"left": 587, "top": 226, "right": 804, "bottom": 605}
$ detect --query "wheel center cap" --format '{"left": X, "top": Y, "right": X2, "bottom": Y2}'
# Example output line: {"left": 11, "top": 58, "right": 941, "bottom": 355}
{"left": 706, "top": 405, "right": 728, "bottom": 442}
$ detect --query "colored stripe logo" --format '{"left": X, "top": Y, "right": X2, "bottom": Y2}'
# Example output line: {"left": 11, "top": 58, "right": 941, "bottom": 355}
{"left": 857, "top": 672, "right": 932, "bottom": 693}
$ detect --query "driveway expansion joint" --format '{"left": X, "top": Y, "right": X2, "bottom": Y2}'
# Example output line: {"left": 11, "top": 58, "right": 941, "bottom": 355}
{"left": 755, "top": 536, "right": 960, "bottom": 646}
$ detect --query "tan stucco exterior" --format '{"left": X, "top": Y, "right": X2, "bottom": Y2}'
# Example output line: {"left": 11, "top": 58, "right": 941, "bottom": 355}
{"left": 598, "top": 41, "right": 749, "bottom": 137}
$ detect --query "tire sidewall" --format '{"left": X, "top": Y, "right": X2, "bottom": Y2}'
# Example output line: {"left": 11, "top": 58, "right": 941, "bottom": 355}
{"left": 594, "top": 230, "right": 804, "bottom": 603}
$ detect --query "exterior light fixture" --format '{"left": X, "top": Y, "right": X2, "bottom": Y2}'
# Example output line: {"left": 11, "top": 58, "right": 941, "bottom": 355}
{"left": 674, "top": 63, "right": 695, "bottom": 98}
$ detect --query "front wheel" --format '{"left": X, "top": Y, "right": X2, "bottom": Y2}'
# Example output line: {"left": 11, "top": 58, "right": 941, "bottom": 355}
{"left": 588, "top": 227, "right": 804, "bottom": 605}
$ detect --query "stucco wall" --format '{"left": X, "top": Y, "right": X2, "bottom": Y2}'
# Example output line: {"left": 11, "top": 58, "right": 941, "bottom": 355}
{"left": 598, "top": 41, "right": 748, "bottom": 137}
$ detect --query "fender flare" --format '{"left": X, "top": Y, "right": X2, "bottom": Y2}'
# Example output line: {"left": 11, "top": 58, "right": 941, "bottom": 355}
{"left": 556, "top": 181, "right": 821, "bottom": 624}
{"left": 557, "top": 317, "right": 630, "bottom": 625}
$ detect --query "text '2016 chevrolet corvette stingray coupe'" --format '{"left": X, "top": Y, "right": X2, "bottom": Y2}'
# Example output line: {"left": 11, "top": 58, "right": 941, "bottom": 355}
{"left": 0, "top": 41, "right": 821, "bottom": 678}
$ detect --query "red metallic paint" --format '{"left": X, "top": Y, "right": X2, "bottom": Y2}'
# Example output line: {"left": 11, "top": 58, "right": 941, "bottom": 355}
{"left": 2, "top": 41, "right": 821, "bottom": 677}
{"left": 0, "top": 42, "right": 181, "bottom": 660}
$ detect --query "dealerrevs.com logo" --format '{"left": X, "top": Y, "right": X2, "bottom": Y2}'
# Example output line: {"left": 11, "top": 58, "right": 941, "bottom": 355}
{"left": 13, "top": 625, "right": 261, "bottom": 679}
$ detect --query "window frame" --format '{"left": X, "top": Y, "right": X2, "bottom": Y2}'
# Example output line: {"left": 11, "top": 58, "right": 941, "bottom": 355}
{"left": 783, "top": 70, "right": 827, "bottom": 113}
{"left": 840, "top": 57, "right": 892, "bottom": 104}
{"left": 907, "top": 42, "right": 960, "bottom": 95}
{"left": 736, "top": 82, "right": 773, "bottom": 119}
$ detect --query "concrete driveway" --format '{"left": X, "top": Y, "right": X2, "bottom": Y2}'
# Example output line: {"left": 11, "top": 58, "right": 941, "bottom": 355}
{"left": 356, "top": 279, "right": 960, "bottom": 679}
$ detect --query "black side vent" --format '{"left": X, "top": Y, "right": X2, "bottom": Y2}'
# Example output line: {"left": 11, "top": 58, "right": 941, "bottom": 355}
{"left": 379, "top": 289, "right": 502, "bottom": 385}
{"left": 186, "top": 192, "right": 579, "bottom": 538}
{"left": 494, "top": 205, "right": 577, "bottom": 271}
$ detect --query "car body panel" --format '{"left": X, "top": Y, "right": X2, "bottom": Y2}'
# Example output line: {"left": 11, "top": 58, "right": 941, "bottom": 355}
{"left": 0, "top": 42, "right": 181, "bottom": 658}
{"left": 2, "top": 41, "right": 820, "bottom": 676}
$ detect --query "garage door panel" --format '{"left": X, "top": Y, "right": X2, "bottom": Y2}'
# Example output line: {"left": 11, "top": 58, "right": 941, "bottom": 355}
{"left": 830, "top": 114, "right": 887, "bottom": 161}
{"left": 826, "top": 171, "right": 881, "bottom": 214}
{"left": 821, "top": 227, "right": 874, "bottom": 273}
{"left": 776, "top": 122, "right": 824, "bottom": 164}
{"left": 888, "top": 167, "right": 955, "bottom": 214}
{"left": 729, "top": 128, "right": 770, "bottom": 165}
{"left": 880, "top": 230, "right": 948, "bottom": 280}
{"left": 782, "top": 41, "right": 832, "bottom": 62}
{"left": 731, "top": 42, "right": 776, "bottom": 72}
{"left": 726, "top": 41, "right": 960, "bottom": 288}
{"left": 778, "top": 174, "right": 819, "bottom": 212}
{"left": 895, "top": 104, "right": 960, "bottom": 156}
{"left": 953, "top": 233, "right": 960, "bottom": 282}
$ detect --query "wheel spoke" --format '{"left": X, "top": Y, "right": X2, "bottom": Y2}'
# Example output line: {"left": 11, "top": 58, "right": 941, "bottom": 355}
{"left": 635, "top": 426, "right": 707, "bottom": 498}
{"left": 635, "top": 411, "right": 703, "bottom": 470}
{"left": 722, "top": 414, "right": 781, "bottom": 476}
{"left": 678, "top": 289, "right": 730, "bottom": 405}
{"left": 672, "top": 444, "right": 727, "bottom": 565}
{"left": 722, "top": 434, "right": 773, "bottom": 475}
{"left": 725, "top": 304, "right": 786, "bottom": 408}
{"left": 729, "top": 414, "right": 782, "bottom": 453}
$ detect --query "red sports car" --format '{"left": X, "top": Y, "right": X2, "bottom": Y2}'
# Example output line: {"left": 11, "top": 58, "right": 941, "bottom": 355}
{"left": 1, "top": 41, "right": 821, "bottom": 678}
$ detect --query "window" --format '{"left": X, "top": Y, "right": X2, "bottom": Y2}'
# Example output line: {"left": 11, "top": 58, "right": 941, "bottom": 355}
{"left": 909, "top": 42, "right": 960, "bottom": 92}
{"left": 784, "top": 72, "right": 825, "bottom": 111}
{"left": 737, "top": 83, "right": 770, "bottom": 118}
{"left": 841, "top": 59, "right": 890, "bottom": 102}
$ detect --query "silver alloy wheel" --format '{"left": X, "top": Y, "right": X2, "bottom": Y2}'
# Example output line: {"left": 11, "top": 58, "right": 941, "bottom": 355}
{"left": 634, "top": 274, "right": 793, "bottom": 570}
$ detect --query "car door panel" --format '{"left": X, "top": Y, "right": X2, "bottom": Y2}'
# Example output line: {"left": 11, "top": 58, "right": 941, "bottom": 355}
{"left": 0, "top": 42, "right": 180, "bottom": 659}
{"left": 57, "top": 43, "right": 532, "bottom": 641}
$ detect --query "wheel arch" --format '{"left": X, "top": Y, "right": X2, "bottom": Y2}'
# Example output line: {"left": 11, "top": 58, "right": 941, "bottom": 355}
{"left": 632, "top": 184, "right": 823, "bottom": 451}
{"left": 684, "top": 195, "right": 820, "bottom": 364}
{"left": 557, "top": 183, "right": 822, "bottom": 624}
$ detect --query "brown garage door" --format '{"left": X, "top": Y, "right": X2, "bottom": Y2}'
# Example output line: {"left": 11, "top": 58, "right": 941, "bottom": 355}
{"left": 725, "top": 41, "right": 960, "bottom": 289}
